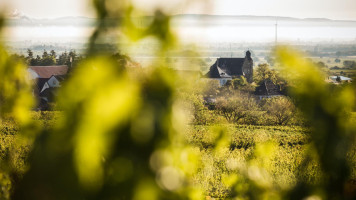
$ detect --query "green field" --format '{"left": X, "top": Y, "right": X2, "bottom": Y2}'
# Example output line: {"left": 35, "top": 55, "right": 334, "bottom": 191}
{"left": 329, "top": 69, "right": 356, "bottom": 79}
{"left": 310, "top": 57, "right": 356, "bottom": 68}
{"left": 185, "top": 125, "right": 356, "bottom": 199}
{"left": 1, "top": 114, "right": 355, "bottom": 199}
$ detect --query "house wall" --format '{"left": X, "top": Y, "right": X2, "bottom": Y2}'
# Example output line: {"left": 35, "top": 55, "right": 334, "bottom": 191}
{"left": 40, "top": 82, "right": 50, "bottom": 93}
{"left": 48, "top": 76, "right": 61, "bottom": 87}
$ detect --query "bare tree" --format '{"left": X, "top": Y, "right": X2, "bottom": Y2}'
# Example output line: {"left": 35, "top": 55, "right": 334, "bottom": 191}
{"left": 264, "top": 96, "right": 295, "bottom": 125}
{"left": 215, "top": 94, "right": 258, "bottom": 123}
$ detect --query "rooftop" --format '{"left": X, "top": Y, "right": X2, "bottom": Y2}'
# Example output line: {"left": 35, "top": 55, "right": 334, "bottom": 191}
{"left": 29, "top": 65, "right": 68, "bottom": 79}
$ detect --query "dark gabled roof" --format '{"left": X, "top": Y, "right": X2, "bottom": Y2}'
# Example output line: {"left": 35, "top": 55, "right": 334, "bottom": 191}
{"left": 218, "top": 58, "right": 245, "bottom": 76}
{"left": 29, "top": 66, "right": 68, "bottom": 78}
{"left": 205, "top": 62, "right": 221, "bottom": 78}
{"left": 254, "top": 80, "right": 282, "bottom": 96}
{"left": 35, "top": 78, "right": 49, "bottom": 92}
{"left": 39, "top": 87, "right": 57, "bottom": 98}
{"left": 205, "top": 58, "right": 245, "bottom": 78}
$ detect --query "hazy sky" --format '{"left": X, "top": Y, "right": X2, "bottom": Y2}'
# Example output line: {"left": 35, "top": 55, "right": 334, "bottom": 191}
{"left": 1, "top": 0, "right": 356, "bottom": 20}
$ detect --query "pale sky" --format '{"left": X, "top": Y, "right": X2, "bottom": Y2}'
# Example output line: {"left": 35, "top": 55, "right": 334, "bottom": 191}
{"left": 1, "top": 0, "right": 356, "bottom": 20}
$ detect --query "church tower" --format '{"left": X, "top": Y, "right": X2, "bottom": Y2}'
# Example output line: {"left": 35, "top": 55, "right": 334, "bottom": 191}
{"left": 242, "top": 51, "right": 253, "bottom": 83}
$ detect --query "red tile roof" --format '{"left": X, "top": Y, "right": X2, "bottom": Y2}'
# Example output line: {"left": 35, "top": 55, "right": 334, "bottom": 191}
{"left": 29, "top": 66, "right": 68, "bottom": 78}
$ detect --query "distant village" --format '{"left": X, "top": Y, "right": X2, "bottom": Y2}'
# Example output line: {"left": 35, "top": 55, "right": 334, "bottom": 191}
{"left": 24, "top": 49, "right": 353, "bottom": 110}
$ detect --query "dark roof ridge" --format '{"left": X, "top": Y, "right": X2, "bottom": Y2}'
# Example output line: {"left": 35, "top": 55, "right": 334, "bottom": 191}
{"left": 218, "top": 57, "right": 245, "bottom": 59}
{"left": 29, "top": 65, "right": 68, "bottom": 67}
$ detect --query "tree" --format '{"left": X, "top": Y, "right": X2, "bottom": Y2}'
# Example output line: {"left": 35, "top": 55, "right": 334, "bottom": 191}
{"left": 40, "top": 56, "right": 56, "bottom": 66}
{"left": 201, "top": 79, "right": 220, "bottom": 97}
{"left": 39, "top": 49, "right": 56, "bottom": 66}
{"left": 26, "top": 49, "right": 38, "bottom": 65}
{"left": 68, "top": 50, "right": 82, "bottom": 67}
{"left": 181, "top": 93, "right": 215, "bottom": 125}
{"left": 343, "top": 60, "right": 356, "bottom": 68}
{"left": 42, "top": 50, "right": 48, "bottom": 59}
{"left": 254, "top": 63, "right": 277, "bottom": 84}
{"left": 223, "top": 77, "right": 255, "bottom": 93}
{"left": 58, "top": 51, "right": 69, "bottom": 65}
{"left": 230, "top": 77, "right": 247, "bottom": 88}
{"left": 50, "top": 50, "right": 56, "bottom": 58}
{"left": 27, "top": 49, "right": 33, "bottom": 59}
{"left": 336, "top": 76, "right": 341, "bottom": 82}
{"left": 57, "top": 50, "right": 84, "bottom": 68}
{"left": 35, "top": 55, "right": 41, "bottom": 65}
{"left": 316, "top": 61, "right": 327, "bottom": 68}
{"left": 215, "top": 94, "right": 258, "bottom": 123}
{"left": 331, "top": 66, "right": 340, "bottom": 70}
{"left": 112, "top": 52, "right": 131, "bottom": 67}
{"left": 263, "top": 96, "right": 295, "bottom": 125}
{"left": 10, "top": 53, "right": 26, "bottom": 62}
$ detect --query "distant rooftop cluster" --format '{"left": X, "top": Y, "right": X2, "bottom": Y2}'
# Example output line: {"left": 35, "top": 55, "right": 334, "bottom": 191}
{"left": 28, "top": 65, "right": 69, "bottom": 110}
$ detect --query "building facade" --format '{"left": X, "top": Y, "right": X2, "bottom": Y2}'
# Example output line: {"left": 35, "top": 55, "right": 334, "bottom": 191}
{"left": 204, "top": 51, "right": 253, "bottom": 85}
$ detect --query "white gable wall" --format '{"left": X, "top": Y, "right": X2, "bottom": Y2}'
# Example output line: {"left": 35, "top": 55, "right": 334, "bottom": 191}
{"left": 40, "top": 82, "right": 50, "bottom": 93}
{"left": 48, "top": 76, "right": 61, "bottom": 87}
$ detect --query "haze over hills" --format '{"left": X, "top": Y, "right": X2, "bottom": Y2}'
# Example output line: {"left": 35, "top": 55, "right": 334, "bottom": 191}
{"left": 5, "top": 14, "right": 356, "bottom": 27}
{"left": 5, "top": 16, "right": 96, "bottom": 27}
{"left": 2, "top": 14, "right": 356, "bottom": 47}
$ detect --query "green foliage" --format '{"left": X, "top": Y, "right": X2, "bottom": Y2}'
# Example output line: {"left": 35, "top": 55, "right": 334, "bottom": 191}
{"left": 233, "top": 76, "right": 248, "bottom": 87}
{"left": 316, "top": 61, "right": 327, "bottom": 68}
{"left": 201, "top": 79, "right": 221, "bottom": 97}
{"left": 0, "top": 44, "right": 33, "bottom": 125}
{"left": 186, "top": 125, "right": 310, "bottom": 151}
{"left": 254, "top": 63, "right": 278, "bottom": 84}
{"left": 14, "top": 56, "right": 203, "bottom": 199}
{"left": 0, "top": 113, "right": 58, "bottom": 200}
{"left": 24, "top": 49, "right": 83, "bottom": 67}
{"left": 9, "top": 54, "right": 26, "bottom": 63}
{"left": 276, "top": 46, "right": 356, "bottom": 199}
{"left": 343, "top": 60, "right": 356, "bottom": 68}
{"left": 184, "top": 124, "right": 324, "bottom": 199}
{"left": 180, "top": 93, "right": 216, "bottom": 125}
{"left": 224, "top": 77, "right": 255, "bottom": 93}
{"left": 8, "top": 1, "right": 201, "bottom": 200}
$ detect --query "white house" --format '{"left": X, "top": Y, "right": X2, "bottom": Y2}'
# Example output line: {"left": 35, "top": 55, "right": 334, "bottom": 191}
{"left": 329, "top": 76, "right": 352, "bottom": 83}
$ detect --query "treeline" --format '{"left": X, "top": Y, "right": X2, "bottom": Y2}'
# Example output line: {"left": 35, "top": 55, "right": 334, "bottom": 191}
{"left": 11, "top": 49, "right": 83, "bottom": 67}
{"left": 10, "top": 50, "right": 138, "bottom": 69}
